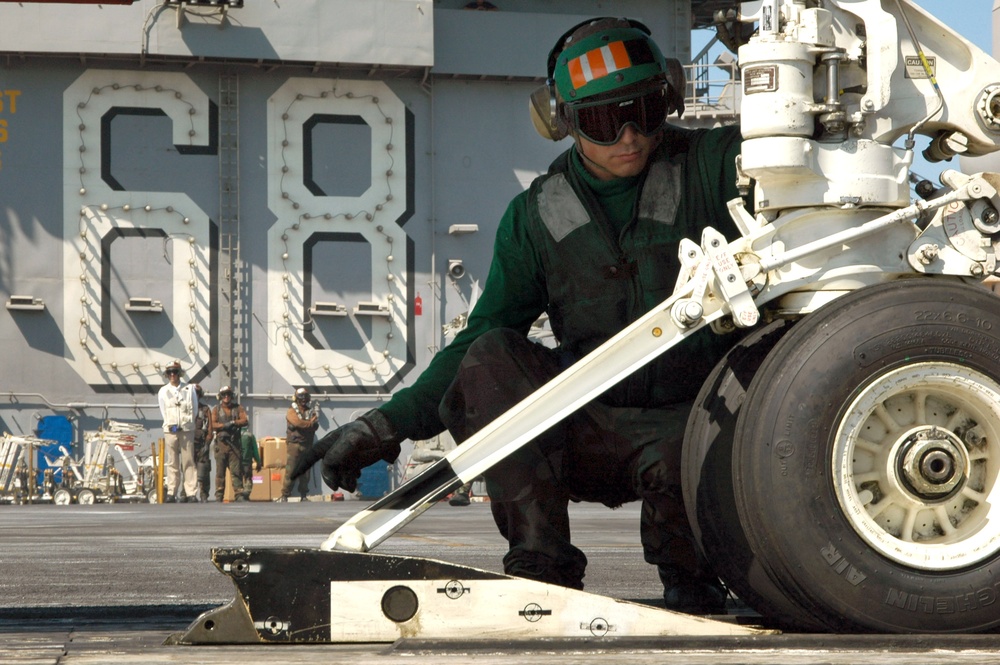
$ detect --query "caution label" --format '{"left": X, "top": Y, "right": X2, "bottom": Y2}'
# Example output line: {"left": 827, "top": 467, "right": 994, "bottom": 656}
{"left": 904, "top": 55, "right": 936, "bottom": 79}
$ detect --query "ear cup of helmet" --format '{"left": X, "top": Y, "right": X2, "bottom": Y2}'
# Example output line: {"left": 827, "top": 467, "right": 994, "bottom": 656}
{"left": 528, "top": 79, "right": 569, "bottom": 141}
{"left": 663, "top": 57, "right": 686, "bottom": 117}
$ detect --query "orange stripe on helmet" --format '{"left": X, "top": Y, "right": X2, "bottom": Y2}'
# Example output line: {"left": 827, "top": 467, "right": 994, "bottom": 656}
{"left": 567, "top": 41, "right": 634, "bottom": 90}
{"left": 608, "top": 41, "right": 631, "bottom": 70}
{"left": 568, "top": 56, "right": 587, "bottom": 90}
{"left": 586, "top": 49, "right": 609, "bottom": 81}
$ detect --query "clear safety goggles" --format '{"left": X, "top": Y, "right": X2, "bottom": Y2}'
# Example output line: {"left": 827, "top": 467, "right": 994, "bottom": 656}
{"left": 566, "top": 87, "right": 668, "bottom": 145}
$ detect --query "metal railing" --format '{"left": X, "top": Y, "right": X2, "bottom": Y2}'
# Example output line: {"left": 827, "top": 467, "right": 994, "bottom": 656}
{"left": 683, "top": 40, "right": 741, "bottom": 123}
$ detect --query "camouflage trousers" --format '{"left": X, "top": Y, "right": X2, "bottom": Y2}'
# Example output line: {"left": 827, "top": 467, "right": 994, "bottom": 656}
{"left": 281, "top": 441, "right": 311, "bottom": 499}
{"left": 439, "top": 328, "right": 712, "bottom": 591}
{"left": 214, "top": 438, "right": 244, "bottom": 501}
{"left": 193, "top": 439, "right": 211, "bottom": 500}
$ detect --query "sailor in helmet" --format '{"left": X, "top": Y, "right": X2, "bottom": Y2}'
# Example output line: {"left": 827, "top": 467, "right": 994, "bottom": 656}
{"left": 293, "top": 18, "right": 746, "bottom": 614}
{"left": 211, "top": 385, "right": 249, "bottom": 502}
{"left": 278, "top": 387, "right": 319, "bottom": 502}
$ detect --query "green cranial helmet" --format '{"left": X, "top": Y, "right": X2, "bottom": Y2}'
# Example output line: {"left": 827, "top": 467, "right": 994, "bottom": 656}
{"left": 552, "top": 18, "right": 668, "bottom": 105}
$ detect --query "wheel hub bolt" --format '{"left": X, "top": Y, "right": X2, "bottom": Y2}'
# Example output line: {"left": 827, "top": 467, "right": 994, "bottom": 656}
{"left": 919, "top": 449, "right": 954, "bottom": 483}
{"left": 899, "top": 428, "right": 967, "bottom": 498}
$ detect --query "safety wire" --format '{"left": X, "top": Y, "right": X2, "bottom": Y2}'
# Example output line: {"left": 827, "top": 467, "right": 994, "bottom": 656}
{"left": 893, "top": 0, "right": 946, "bottom": 150}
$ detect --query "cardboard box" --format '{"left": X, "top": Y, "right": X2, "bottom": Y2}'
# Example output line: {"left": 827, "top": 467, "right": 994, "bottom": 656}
{"left": 222, "top": 469, "right": 272, "bottom": 502}
{"left": 269, "top": 468, "right": 287, "bottom": 499}
{"left": 260, "top": 437, "right": 287, "bottom": 469}
{"left": 249, "top": 472, "right": 271, "bottom": 501}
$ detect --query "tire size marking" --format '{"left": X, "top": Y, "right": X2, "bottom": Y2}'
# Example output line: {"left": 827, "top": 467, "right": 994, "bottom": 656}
{"left": 914, "top": 310, "right": 993, "bottom": 329}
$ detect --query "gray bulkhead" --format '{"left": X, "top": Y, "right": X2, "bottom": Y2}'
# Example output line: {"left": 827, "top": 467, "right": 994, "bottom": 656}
{"left": 0, "top": 0, "right": 695, "bottom": 494}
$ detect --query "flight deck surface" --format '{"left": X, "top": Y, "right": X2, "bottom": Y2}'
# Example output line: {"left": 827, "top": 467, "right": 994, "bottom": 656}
{"left": 1, "top": 501, "right": 998, "bottom": 664}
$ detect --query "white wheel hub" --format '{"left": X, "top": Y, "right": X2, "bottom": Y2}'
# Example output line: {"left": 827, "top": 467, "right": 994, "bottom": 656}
{"left": 833, "top": 363, "right": 1000, "bottom": 570}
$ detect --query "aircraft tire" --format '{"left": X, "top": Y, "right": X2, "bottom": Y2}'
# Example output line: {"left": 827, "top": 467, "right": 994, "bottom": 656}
{"left": 683, "top": 318, "right": 827, "bottom": 631}
{"left": 733, "top": 279, "right": 1000, "bottom": 633}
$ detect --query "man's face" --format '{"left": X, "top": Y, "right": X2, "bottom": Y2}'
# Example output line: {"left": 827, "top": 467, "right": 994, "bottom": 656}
{"left": 565, "top": 84, "right": 666, "bottom": 181}
{"left": 166, "top": 369, "right": 180, "bottom": 385}
{"left": 576, "top": 125, "right": 660, "bottom": 181}
{"left": 221, "top": 393, "right": 232, "bottom": 404}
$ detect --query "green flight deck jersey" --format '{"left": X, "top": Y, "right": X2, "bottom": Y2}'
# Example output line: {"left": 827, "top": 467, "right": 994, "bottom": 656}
{"left": 382, "top": 124, "right": 746, "bottom": 440}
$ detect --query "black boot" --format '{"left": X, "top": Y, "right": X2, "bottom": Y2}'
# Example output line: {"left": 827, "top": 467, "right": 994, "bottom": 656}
{"left": 659, "top": 566, "right": 728, "bottom": 615}
{"left": 448, "top": 482, "right": 472, "bottom": 506}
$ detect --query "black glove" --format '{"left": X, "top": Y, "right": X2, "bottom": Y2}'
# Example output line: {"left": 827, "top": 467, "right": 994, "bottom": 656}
{"left": 289, "top": 409, "right": 402, "bottom": 493}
